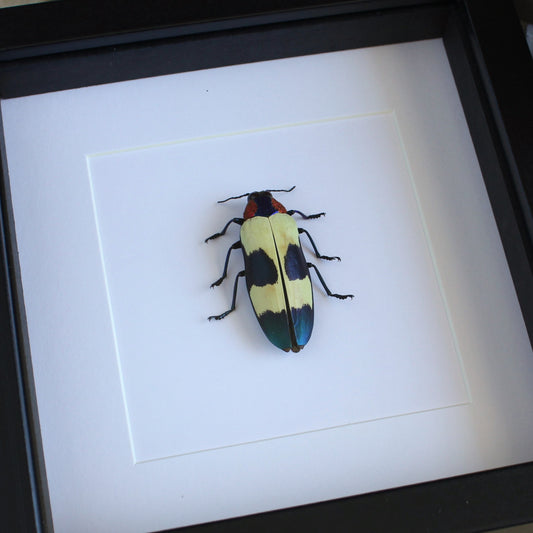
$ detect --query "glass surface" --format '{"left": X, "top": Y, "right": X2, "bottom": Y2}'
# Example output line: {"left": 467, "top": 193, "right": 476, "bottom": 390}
{"left": 2, "top": 39, "right": 533, "bottom": 532}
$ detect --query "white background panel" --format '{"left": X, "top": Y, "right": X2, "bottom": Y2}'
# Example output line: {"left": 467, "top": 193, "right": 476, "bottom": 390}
{"left": 2, "top": 39, "right": 533, "bottom": 532}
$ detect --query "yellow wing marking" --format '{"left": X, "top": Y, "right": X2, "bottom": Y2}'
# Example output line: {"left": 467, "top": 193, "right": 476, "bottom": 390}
{"left": 241, "top": 217, "right": 287, "bottom": 317}
{"left": 269, "top": 213, "right": 313, "bottom": 310}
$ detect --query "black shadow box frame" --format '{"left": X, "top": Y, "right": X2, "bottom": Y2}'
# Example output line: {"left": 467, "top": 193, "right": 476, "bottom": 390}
{"left": 1, "top": 0, "right": 532, "bottom": 531}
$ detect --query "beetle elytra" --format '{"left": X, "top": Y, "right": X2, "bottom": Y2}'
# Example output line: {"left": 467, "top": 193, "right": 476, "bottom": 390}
{"left": 206, "top": 187, "right": 353, "bottom": 352}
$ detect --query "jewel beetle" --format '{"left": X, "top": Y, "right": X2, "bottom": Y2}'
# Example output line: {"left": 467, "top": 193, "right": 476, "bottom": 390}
{"left": 205, "top": 186, "right": 353, "bottom": 352}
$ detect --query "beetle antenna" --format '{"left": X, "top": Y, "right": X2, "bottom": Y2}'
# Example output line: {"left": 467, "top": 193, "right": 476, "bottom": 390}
{"left": 266, "top": 186, "right": 296, "bottom": 193}
{"left": 217, "top": 192, "right": 250, "bottom": 203}
{"left": 217, "top": 186, "right": 295, "bottom": 203}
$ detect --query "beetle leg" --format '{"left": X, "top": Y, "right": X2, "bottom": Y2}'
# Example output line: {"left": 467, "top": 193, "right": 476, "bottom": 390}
{"left": 307, "top": 263, "right": 354, "bottom": 299}
{"left": 208, "top": 270, "right": 246, "bottom": 320}
{"left": 298, "top": 228, "right": 340, "bottom": 261}
{"left": 210, "top": 241, "right": 242, "bottom": 287}
{"left": 205, "top": 218, "right": 244, "bottom": 242}
{"left": 287, "top": 209, "right": 325, "bottom": 219}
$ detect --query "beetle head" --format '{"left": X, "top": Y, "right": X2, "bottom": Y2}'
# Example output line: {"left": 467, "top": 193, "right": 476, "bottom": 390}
{"left": 244, "top": 190, "right": 288, "bottom": 219}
